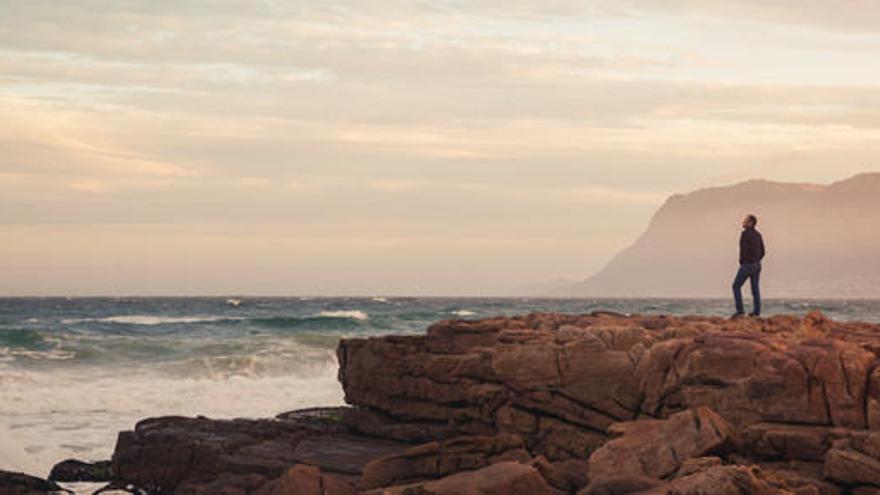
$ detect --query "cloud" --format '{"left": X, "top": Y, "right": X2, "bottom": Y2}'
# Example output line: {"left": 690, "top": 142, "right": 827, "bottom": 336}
{"left": 611, "top": 1, "right": 880, "bottom": 33}
{"left": 3, "top": 0, "right": 880, "bottom": 294}
{"left": 69, "top": 179, "right": 109, "bottom": 193}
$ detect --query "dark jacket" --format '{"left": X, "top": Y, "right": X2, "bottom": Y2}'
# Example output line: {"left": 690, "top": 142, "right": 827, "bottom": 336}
{"left": 739, "top": 227, "right": 765, "bottom": 264}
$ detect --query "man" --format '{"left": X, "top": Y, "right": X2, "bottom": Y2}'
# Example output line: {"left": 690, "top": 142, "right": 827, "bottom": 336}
{"left": 732, "top": 214, "right": 765, "bottom": 318}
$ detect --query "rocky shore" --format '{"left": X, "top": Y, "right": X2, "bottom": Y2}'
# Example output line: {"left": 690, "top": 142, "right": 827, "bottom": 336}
{"left": 6, "top": 310, "right": 880, "bottom": 494}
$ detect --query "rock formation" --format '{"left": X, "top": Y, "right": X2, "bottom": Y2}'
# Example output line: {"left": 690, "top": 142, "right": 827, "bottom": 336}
{"left": 0, "top": 470, "right": 65, "bottom": 495}
{"left": 32, "top": 310, "right": 880, "bottom": 494}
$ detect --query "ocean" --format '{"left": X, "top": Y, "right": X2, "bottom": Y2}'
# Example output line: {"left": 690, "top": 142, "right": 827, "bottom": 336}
{"left": 2, "top": 296, "right": 880, "bottom": 480}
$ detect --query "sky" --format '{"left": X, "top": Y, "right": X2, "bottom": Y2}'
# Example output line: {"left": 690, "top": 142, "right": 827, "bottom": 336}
{"left": 2, "top": 1, "right": 880, "bottom": 296}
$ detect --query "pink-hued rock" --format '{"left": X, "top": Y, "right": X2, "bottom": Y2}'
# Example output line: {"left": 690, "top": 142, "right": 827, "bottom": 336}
{"left": 824, "top": 448, "right": 880, "bottom": 486}
{"left": 103, "top": 311, "right": 880, "bottom": 494}
{"left": 358, "top": 434, "right": 530, "bottom": 490}
{"left": 585, "top": 408, "right": 737, "bottom": 490}
{"left": 365, "top": 461, "right": 563, "bottom": 495}
{"left": 340, "top": 311, "right": 880, "bottom": 461}
{"left": 628, "top": 465, "right": 792, "bottom": 495}
{"left": 256, "top": 464, "right": 356, "bottom": 495}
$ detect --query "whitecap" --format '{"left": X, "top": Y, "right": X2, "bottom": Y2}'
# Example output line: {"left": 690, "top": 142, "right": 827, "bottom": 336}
{"left": 316, "top": 310, "right": 368, "bottom": 321}
{"left": 450, "top": 310, "right": 476, "bottom": 317}
{"left": 7, "top": 349, "right": 75, "bottom": 361}
{"left": 371, "top": 297, "right": 389, "bottom": 303}
{"left": 62, "top": 315, "right": 244, "bottom": 325}
{"left": 0, "top": 360, "right": 343, "bottom": 480}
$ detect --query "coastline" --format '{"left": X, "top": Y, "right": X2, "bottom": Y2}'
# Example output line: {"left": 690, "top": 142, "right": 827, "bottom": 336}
{"left": 7, "top": 309, "right": 880, "bottom": 493}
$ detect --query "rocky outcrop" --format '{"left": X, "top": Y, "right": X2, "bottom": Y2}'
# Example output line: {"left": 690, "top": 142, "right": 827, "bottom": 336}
{"left": 110, "top": 408, "right": 404, "bottom": 493}
{"left": 0, "top": 470, "right": 65, "bottom": 495}
{"left": 48, "top": 459, "right": 111, "bottom": 483}
{"left": 339, "top": 311, "right": 880, "bottom": 458}
{"left": 585, "top": 408, "right": 738, "bottom": 487}
{"left": 94, "top": 310, "right": 880, "bottom": 494}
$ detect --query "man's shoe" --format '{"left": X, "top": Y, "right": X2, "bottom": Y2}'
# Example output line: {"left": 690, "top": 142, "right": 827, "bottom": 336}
{"left": 730, "top": 312, "right": 745, "bottom": 319}
{"left": 749, "top": 313, "right": 761, "bottom": 317}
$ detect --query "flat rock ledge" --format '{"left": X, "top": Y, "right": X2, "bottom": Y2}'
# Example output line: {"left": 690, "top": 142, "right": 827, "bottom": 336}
{"left": 20, "top": 310, "right": 880, "bottom": 494}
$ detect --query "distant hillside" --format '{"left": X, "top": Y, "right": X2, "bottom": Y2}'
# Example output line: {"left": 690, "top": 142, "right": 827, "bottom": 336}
{"left": 553, "top": 173, "right": 880, "bottom": 298}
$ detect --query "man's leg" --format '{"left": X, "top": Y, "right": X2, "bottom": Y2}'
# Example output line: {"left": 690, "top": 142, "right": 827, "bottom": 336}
{"left": 732, "top": 266, "right": 748, "bottom": 315}
{"left": 749, "top": 265, "right": 762, "bottom": 316}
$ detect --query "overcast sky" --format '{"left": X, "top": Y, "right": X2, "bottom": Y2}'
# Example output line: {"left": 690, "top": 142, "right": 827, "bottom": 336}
{"left": 2, "top": 1, "right": 880, "bottom": 296}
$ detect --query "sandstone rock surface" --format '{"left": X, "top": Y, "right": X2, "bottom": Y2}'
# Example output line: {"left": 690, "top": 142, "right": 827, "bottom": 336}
{"left": 95, "top": 311, "right": 880, "bottom": 494}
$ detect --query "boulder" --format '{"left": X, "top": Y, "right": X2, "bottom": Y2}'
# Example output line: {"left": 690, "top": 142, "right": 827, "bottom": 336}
{"left": 586, "top": 408, "right": 737, "bottom": 485}
{"left": 358, "top": 434, "right": 529, "bottom": 490}
{"left": 48, "top": 459, "right": 112, "bottom": 482}
{"left": 824, "top": 448, "right": 880, "bottom": 486}
{"left": 0, "top": 470, "right": 65, "bottom": 495}
{"left": 631, "top": 465, "right": 791, "bottom": 495}
{"left": 255, "top": 464, "right": 356, "bottom": 495}
{"left": 111, "top": 409, "right": 409, "bottom": 493}
{"left": 528, "top": 456, "right": 590, "bottom": 493}
{"left": 365, "top": 461, "right": 562, "bottom": 495}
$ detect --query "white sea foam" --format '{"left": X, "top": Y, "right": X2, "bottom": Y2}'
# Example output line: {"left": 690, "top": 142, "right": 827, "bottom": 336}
{"left": 371, "top": 297, "right": 388, "bottom": 303}
{"left": 62, "top": 315, "right": 244, "bottom": 325}
{"left": 0, "top": 346, "right": 75, "bottom": 361}
{"left": 0, "top": 351, "right": 343, "bottom": 479}
{"left": 316, "top": 310, "right": 368, "bottom": 321}
{"left": 451, "top": 310, "right": 476, "bottom": 317}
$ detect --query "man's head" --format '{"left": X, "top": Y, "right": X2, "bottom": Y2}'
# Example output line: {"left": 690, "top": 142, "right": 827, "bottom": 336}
{"left": 742, "top": 214, "right": 757, "bottom": 229}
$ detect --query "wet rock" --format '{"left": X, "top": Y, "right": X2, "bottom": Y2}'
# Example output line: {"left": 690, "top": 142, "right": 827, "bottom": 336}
{"left": 0, "top": 470, "right": 66, "bottom": 495}
{"left": 48, "top": 459, "right": 112, "bottom": 483}
{"left": 111, "top": 409, "right": 409, "bottom": 493}
{"left": 103, "top": 311, "right": 880, "bottom": 494}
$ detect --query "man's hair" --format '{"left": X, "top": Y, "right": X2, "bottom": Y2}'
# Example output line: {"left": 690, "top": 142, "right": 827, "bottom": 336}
{"left": 747, "top": 214, "right": 758, "bottom": 227}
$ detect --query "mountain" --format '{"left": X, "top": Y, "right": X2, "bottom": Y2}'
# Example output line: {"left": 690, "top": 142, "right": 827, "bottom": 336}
{"left": 553, "top": 173, "right": 880, "bottom": 298}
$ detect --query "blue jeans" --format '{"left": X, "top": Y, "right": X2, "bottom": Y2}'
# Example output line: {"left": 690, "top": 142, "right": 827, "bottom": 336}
{"left": 733, "top": 262, "right": 761, "bottom": 315}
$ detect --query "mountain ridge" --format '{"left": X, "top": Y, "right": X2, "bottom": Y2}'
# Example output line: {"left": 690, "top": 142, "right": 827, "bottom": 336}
{"left": 553, "top": 172, "right": 880, "bottom": 298}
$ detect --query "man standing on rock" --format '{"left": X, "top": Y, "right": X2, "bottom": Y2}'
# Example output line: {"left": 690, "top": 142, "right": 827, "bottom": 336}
{"left": 732, "top": 214, "right": 765, "bottom": 318}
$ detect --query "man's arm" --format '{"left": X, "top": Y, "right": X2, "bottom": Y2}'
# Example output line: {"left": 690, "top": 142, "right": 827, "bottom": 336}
{"left": 757, "top": 233, "right": 766, "bottom": 261}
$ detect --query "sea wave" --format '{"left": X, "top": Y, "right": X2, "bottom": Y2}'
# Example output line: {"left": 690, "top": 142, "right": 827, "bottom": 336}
{"left": 62, "top": 315, "right": 246, "bottom": 326}
{"left": 450, "top": 310, "right": 476, "bottom": 317}
{"left": 158, "top": 343, "right": 338, "bottom": 380}
{"left": 61, "top": 311, "right": 368, "bottom": 327}
{"left": 0, "top": 362, "right": 343, "bottom": 478}
{"left": 0, "top": 328, "right": 48, "bottom": 348}
{"left": 0, "top": 346, "right": 75, "bottom": 361}
{"left": 316, "top": 310, "right": 368, "bottom": 321}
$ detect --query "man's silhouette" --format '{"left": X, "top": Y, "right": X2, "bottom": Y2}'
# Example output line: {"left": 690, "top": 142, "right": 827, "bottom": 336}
{"left": 732, "top": 214, "right": 765, "bottom": 318}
